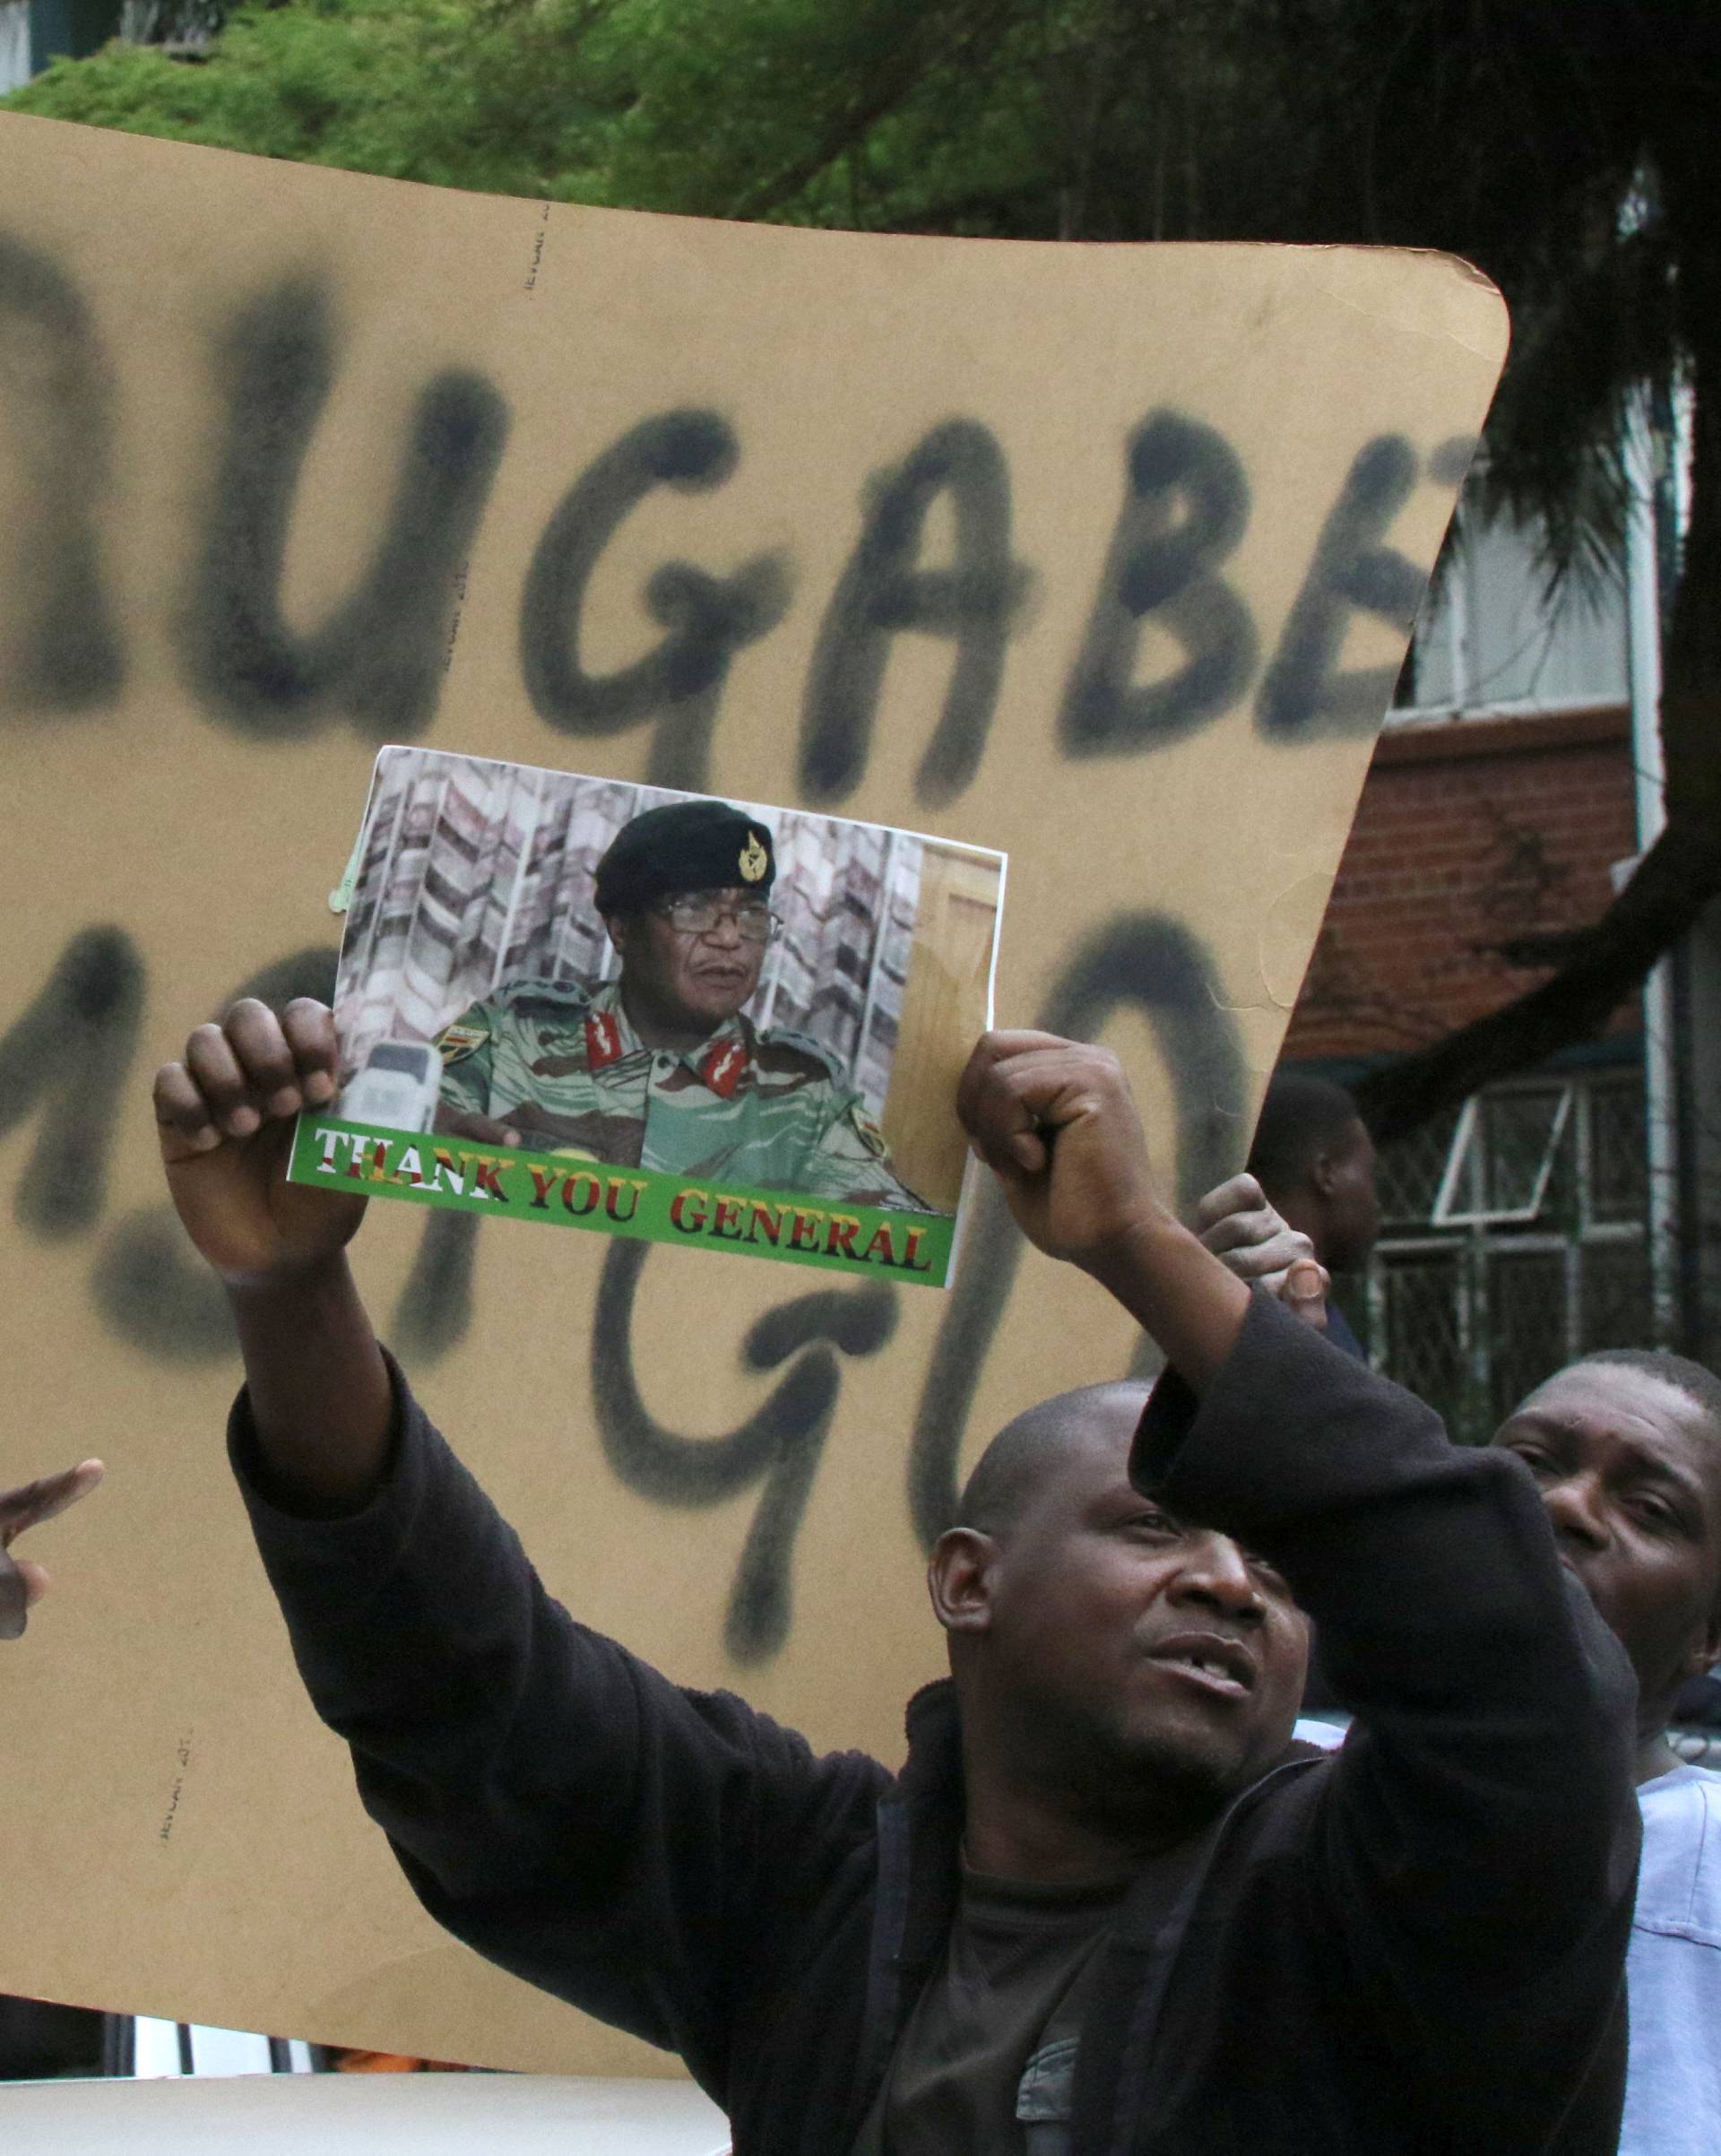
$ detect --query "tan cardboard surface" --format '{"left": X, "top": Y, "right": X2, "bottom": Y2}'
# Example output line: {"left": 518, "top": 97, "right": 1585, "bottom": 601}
{"left": 0, "top": 111, "right": 1507, "bottom": 2070}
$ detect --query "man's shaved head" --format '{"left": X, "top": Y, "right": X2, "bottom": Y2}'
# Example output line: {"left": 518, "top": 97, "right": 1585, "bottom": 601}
{"left": 955, "top": 1381, "right": 1150, "bottom": 1539}
{"left": 1552, "top": 1349, "right": 1721, "bottom": 1452}
{"left": 930, "top": 1377, "right": 1310, "bottom": 1845}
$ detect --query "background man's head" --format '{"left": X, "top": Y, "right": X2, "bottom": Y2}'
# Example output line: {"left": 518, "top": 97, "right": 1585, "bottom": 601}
{"left": 929, "top": 1382, "right": 1309, "bottom": 1840}
{"left": 1247, "top": 1070, "right": 1379, "bottom": 1276}
{"left": 594, "top": 800, "right": 777, "bottom": 1040}
{"left": 1493, "top": 1349, "right": 1721, "bottom": 1745}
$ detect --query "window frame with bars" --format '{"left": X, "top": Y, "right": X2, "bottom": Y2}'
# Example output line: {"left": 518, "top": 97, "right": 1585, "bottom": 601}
{"left": 1343, "top": 1065, "right": 1653, "bottom": 1444}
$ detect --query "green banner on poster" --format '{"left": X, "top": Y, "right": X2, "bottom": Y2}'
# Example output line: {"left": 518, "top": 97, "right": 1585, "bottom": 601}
{"left": 290, "top": 1114, "right": 959, "bottom": 1286}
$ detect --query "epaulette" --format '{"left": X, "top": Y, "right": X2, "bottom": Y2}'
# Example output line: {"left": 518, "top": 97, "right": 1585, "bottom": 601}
{"left": 491, "top": 974, "right": 598, "bottom": 1017}
{"left": 754, "top": 1023, "right": 843, "bottom": 1082}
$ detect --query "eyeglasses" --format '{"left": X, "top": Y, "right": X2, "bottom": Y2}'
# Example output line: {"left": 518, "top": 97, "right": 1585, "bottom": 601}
{"left": 653, "top": 892, "right": 780, "bottom": 942}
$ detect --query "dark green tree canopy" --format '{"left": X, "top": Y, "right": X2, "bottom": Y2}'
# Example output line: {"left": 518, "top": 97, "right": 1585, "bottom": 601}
{"left": 13, "top": 0, "right": 1721, "bottom": 1136}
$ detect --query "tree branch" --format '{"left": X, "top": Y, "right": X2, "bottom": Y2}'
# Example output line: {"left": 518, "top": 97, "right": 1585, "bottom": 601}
{"left": 1353, "top": 817, "right": 1721, "bottom": 1143}
{"left": 723, "top": 0, "right": 1016, "bottom": 223}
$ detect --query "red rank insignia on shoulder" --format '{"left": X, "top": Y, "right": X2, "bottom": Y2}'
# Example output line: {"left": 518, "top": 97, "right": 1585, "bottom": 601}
{"left": 585, "top": 1009, "right": 623, "bottom": 1069}
{"left": 700, "top": 1038, "right": 747, "bottom": 1098}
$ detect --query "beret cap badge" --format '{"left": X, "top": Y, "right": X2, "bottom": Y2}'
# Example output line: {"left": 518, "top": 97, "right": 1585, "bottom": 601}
{"left": 592, "top": 799, "right": 776, "bottom": 913}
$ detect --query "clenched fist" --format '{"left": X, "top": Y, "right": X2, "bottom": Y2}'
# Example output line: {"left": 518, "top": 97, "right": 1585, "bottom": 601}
{"left": 956, "top": 1031, "right": 1163, "bottom": 1271}
{"left": 154, "top": 997, "right": 367, "bottom": 1286}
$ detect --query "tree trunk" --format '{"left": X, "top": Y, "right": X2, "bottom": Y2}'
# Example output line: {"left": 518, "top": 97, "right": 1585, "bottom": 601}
{"left": 1356, "top": 171, "right": 1721, "bottom": 1145}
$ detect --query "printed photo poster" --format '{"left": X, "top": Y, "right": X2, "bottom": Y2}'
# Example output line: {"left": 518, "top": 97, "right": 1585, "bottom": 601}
{"left": 293, "top": 749, "right": 1003, "bottom": 1285}
{"left": 0, "top": 110, "right": 1509, "bottom": 2074}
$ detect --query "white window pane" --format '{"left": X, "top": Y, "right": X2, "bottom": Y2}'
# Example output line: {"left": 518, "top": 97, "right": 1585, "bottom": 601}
{"left": 185, "top": 2027, "right": 278, "bottom": 2076}
{"left": 1461, "top": 516, "right": 1628, "bottom": 708}
{"left": 1403, "top": 580, "right": 1458, "bottom": 708}
{"left": 0, "top": 3, "right": 31, "bottom": 94}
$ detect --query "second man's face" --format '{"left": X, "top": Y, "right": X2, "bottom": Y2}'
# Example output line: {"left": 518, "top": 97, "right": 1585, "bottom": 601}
{"left": 1493, "top": 1364, "right": 1721, "bottom": 1732}
{"left": 612, "top": 888, "right": 769, "bottom": 1037}
{"left": 1321, "top": 1119, "right": 1381, "bottom": 1276}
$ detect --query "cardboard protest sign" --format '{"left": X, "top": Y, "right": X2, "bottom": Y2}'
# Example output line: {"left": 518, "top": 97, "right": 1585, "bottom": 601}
{"left": 0, "top": 108, "right": 1506, "bottom": 2071}
{"left": 293, "top": 749, "right": 1001, "bottom": 1285}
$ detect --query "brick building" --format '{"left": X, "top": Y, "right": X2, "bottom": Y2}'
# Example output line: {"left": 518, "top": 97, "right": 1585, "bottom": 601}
{"left": 1291, "top": 707, "right": 1638, "bottom": 1065}
{"left": 1281, "top": 507, "right": 1662, "bottom": 1441}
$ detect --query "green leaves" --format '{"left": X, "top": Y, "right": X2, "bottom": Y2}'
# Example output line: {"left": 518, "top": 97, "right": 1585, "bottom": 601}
{"left": 10, "top": 0, "right": 627, "bottom": 199}
{"left": 8, "top": 0, "right": 1716, "bottom": 566}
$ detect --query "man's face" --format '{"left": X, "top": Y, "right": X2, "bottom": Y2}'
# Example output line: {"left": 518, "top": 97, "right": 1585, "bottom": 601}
{"left": 1493, "top": 1364, "right": 1721, "bottom": 1731}
{"left": 951, "top": 1408, "right": 1310, "bottom": 1819}
{"left": 1319, "top": 1117, "right": 1380, "bottom": 1275}
{"left": 609, "top": 888, "right": 768, "bottom": 1037}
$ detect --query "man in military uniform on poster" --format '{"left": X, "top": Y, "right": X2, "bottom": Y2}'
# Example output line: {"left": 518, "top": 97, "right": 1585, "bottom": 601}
{"left": 436, "top": 799, "right": 928, "bottom": 1211}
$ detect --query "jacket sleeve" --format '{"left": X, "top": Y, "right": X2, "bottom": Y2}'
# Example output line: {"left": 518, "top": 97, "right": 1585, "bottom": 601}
{"left": 229, "top": 1359, "right": 887, "bottom": 2090}
{"left": 1134, "top": 1293, "right": 1639, "bottom": 2048}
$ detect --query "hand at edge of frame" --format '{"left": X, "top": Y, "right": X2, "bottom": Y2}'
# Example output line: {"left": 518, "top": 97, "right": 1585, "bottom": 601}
{"left": 0, "top": 1459, "right": 103, "bottom": 1641}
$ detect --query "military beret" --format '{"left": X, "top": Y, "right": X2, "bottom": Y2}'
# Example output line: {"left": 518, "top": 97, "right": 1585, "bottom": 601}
{"left": 593, "top": 799, "right": 776, "bottom": 913}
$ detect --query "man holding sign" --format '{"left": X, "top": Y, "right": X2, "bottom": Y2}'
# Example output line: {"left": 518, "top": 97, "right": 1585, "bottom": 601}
{"left": 434, "top": 798, "right": 925, "bottom": 1211}
{"left": 153, "top": 1000, "right": 1637, "bottom": 2153}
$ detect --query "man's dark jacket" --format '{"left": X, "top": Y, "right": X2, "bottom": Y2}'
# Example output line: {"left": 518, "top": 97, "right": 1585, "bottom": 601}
{"left": 233, "top": 1294, "right": 1640, "bottom": 2153}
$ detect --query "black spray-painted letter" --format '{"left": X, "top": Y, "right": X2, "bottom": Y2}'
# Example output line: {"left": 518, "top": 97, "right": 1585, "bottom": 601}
{"left": 1256, "top": 434, "right": 1426, "bottom": 738}
{"left": 521, "top": 411, "right": 789, "bottom": 793}
{"left": 800, "top": 420, "right": 1031, "bottom": 808}
{"left": 592, "top": 1243, "right": 897, "bottom": 1663}
{"left": 0, "top": 235, "right": 125, "bottom": 712}
{"left": 0, "top": 926, "right": 143, "bottom": 1239}
{"left": 182, "top": 277, "right": 507, "bottom": 740}
{"left": 1059, "top": 412, "right": 1255, "bottom": 758}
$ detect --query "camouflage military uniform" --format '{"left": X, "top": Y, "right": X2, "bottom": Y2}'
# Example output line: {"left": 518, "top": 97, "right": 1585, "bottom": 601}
{"left": 437, "top": 978, "right": 928, "bottom": 1211}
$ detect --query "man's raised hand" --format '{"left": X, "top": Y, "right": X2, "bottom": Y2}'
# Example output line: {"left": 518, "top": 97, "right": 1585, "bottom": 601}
{"left": 956, "top": 1031, "right": 1163, "bottom": 1271}
{"left": 154, "top": 998, "right": 367, "bottom": 1286}
{"left": 1, "top": 1460, "right": 102, "bottom": 1641}
{"left": 1196, "top": 1173, "right": 1330, "bottom": 1330}
{"left": 959, "top": 1030, "right": 1255, "bottom": 1387}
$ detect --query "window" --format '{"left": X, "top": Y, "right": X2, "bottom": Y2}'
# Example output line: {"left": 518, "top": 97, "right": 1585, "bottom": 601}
{"left": 0, "top": 3, "right": 30, "bottom": 94}
{"left": 1393, "top": 510, "right": 1629, "bottom": 721}
{"left": 1432, "top": 1087, "right": 1572, "bottom": 1225}
{"left": 1350, "top": 1069, "right": 1651, "bottom": 1442}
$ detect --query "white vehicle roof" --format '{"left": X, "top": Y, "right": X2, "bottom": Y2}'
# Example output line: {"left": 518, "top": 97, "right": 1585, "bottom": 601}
{"left": 0, "top": 2072, "right": 730, "bottom": 2154}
